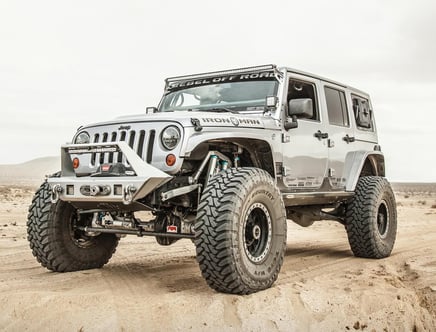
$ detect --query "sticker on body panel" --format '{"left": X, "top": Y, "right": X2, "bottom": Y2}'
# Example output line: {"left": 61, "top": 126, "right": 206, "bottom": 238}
{"left": 200, "top": 117, "right": 262, "bottom": 127}
{"left": 167, "top": 71, "right": 276, "bottom": 92}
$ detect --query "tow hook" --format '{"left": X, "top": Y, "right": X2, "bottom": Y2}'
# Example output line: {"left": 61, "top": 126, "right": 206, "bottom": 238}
{"left": 51, "top": 184, "right": 63, "bottom": 203}
{"left": 123, "top": 185, "right": 137, "bottom": 205}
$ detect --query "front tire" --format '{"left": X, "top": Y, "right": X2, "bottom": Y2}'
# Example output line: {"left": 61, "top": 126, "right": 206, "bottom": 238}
{"left": 346, "top": 176, "right": 397, "bottom": 258}
{"left": 195, "top": 168, "right": 287, "bottom": 294}
{"left": 27, "top": 181, "right": 119, "bottom": 272}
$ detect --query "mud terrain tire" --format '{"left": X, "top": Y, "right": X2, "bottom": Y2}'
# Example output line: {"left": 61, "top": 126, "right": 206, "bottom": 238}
{"left": 195, "top": 168, "right": 287, "bottom": 294}
{"left": 346, "top": 176, "right": 397, "bottom": 258}
{"left": 27, "top": 180, "right": 119, "bottom": 272}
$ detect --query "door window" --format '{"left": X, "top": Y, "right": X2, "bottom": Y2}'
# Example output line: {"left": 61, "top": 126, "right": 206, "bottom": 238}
{"left": 352, "top": 94, "right": 373, "bottom": 130}
{"left": 288, "top": 79, "right": 319, "bottom": 120}
{"left": 324, "top": 86, "right": 349, "bottom": 127}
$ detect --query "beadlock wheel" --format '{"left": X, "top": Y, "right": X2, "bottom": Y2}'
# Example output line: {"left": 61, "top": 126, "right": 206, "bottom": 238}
{"left": 27, "top": 180, "right": 119, "bottom": 272}
{"left": 70, "top": 214, "right": 98, "bottom": 249}
{"left": 195, "top": 167, "right": 287, "bottom": 294}
{"left": 376, "top": 200, "right": 390, "bottom": 239}
{"left": 346, "top": 176, "right": 397, "bottom": 259}
{"left": 243, "top": 202, "right": 272, "bottom": 264}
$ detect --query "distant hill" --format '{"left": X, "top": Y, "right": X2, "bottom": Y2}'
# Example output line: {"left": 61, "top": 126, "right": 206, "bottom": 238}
{"left": 0, "top": 156, "right": 60, "bottom": 185}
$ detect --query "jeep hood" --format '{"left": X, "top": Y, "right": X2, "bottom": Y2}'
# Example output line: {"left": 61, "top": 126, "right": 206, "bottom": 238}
{"left": 80, "top": 111, "right": 279, "bottom": 130}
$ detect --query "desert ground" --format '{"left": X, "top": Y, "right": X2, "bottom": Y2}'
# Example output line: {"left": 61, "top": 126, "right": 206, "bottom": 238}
{"left": 0, "top": 162, "right": 435, "bottom": 331}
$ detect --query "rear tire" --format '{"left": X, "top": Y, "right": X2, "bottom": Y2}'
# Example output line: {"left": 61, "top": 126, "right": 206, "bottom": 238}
{"left": 27, "top": 181, "right": 119, "bottom": 272}
{"left": 195, "top": 168, "right": 287, "bottom": 294}
{"left": 346, "top": 176, "right": 397, "bottom": 258}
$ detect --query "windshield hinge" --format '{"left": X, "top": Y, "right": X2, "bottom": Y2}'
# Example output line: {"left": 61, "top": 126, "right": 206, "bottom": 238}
{"left": 191, "top": 118, "right": 203, "bottom": 131}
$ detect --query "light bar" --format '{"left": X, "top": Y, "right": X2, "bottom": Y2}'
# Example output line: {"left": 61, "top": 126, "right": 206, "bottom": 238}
{"left": 68, "top": 147, "right": 118, "bottom": 154}
{"left": 165, "top": 64, "right": 277, "bottom": 83}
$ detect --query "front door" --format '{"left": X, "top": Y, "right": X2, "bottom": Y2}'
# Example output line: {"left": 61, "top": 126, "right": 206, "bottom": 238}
{"left": 282, "top": 77, "right": 328, "bottom": 191}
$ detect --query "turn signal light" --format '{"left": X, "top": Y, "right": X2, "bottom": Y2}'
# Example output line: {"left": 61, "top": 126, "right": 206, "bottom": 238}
{"left": 72, "top": 157, "right": 80, "bottom": 169}
{"left": 166, "top": 154, "right": 176, "bottom": 166}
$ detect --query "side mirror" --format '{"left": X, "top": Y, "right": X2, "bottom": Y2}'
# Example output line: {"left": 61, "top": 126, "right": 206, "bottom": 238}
{"left": 288, "top": 98, "right": 313, "bottom": 118}
{"left": 146, "top": 107, "right": 158, "bottom": 114}
{"left": 284, "top": 98, "right": 313, "bottom": 130}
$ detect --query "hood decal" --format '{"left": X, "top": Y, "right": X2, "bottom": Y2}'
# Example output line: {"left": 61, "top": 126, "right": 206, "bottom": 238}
{"left": 200, "top": 116, "right": 262, "bottom": 127}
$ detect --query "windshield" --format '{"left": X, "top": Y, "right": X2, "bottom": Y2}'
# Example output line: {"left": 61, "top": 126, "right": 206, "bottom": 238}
{"left": 159, "top": 80, "right": 278, "bottom": 112}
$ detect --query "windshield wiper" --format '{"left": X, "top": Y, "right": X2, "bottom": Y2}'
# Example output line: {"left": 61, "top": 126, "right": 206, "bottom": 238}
{"left": 188, "top": 107, "right": 239, "bottom": 114}
{"left": 207, "top": 107, "right": 239, "bottom": 114}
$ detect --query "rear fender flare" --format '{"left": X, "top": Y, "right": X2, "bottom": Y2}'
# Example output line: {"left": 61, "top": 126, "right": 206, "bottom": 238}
{"left": 344, "top": 151, "right": 385, "bottom": 191}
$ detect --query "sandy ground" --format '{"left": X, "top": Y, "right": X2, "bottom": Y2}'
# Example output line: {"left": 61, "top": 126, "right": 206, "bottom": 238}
{"left": 0, "top": 182, "right": 435, "bottom": 332}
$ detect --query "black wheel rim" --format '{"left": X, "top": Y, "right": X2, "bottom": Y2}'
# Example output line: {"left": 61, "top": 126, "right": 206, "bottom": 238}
{"left": 243, "top": 202, "right": 272, "bottom": 263}
{"left": 69, "top": 212, "right": 96, "bottom": 248}
{"left": 377, "top": 200, "right": 389, "bottom": 239}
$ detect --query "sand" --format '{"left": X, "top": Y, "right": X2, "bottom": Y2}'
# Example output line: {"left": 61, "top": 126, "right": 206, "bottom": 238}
{"left": 0, "top": 181, "right": 435, "bottom": 331}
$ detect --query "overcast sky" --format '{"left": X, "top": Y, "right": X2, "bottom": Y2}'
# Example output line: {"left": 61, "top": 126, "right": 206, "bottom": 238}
{"left": 1, "top": 0, "right": 435, "bottom": 182}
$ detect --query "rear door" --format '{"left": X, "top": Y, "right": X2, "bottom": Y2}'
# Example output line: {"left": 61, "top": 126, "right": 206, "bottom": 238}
{"left": 320, "top": 84, "right": 355, "bottom": 189}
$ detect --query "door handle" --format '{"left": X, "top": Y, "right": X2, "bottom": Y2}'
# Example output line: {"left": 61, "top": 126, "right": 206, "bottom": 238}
{"left": 343, "top": 134, "right": 355, "bottom": 143}
{"left": 314, "top": 130, "right": 328, "bottom": 140}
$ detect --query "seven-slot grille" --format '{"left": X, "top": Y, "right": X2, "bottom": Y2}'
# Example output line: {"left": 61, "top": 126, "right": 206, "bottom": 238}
{"left": 90, "top": 129, "right": 156, "bottom": 166}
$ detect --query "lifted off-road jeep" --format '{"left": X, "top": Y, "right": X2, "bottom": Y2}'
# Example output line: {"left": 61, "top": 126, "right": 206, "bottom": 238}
{"left": 28, "top": 65, "right": 397, "bottom": 294}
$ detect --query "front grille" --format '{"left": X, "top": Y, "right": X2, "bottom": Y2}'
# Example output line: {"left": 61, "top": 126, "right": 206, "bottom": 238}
{"left": 90, "top": 129, "right": 156, "bottom": 167}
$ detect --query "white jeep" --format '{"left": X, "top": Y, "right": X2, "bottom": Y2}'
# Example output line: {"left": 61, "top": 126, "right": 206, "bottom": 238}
{"left": 28, "top": 65, "right": 397, "bottom": 294}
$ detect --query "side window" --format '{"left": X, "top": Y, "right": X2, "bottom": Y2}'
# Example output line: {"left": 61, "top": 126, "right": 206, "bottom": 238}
{"left": 287, "top": 79, "right": 318, "bottom": 120}
{"left": 324, "top": 86, "right": 349, "bottom": 127}
{"left": 352, "top": 94, "right": 373, "bottom": 130}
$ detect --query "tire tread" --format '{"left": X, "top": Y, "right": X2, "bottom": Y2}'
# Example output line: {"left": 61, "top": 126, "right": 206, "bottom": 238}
{"left": 346, "top": 176, "right": 397, "bottom": 258}
{"left": 195, "top": 168, "right": 286, "bottom": 294}
{"left": 27, "top": 181, "right": 118, "bottom": 272}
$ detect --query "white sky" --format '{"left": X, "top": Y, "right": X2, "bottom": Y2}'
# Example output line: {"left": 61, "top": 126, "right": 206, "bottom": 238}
{"left": 1, "top": 0, "right": 435, "bottom": 182}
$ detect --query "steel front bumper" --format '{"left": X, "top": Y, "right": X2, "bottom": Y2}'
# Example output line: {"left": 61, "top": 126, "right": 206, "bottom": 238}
{"left": 48, "top": 141, "right": 172, "bottom": 205}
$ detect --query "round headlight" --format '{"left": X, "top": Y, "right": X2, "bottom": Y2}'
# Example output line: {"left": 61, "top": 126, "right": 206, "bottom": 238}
{"left": 161, "top": 126, "right": 180, "bottom": 150}
{"left": 75, "top": 131, "right": 90, "bottom": 144}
